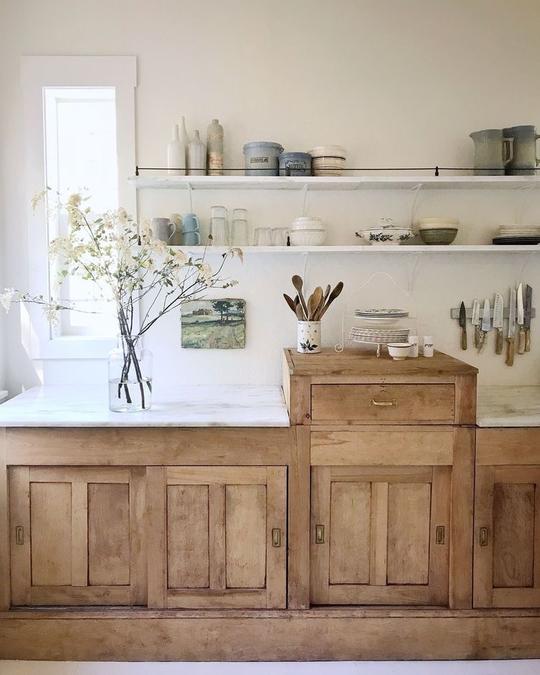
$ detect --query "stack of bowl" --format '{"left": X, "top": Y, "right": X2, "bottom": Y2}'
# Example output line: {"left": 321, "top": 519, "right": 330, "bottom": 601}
{"left": 289, "top": 216, "right": 327, "bottom": 246}
{"left": 308, "top": 146, "right": 347, "bottom": 176}
{"left": 416, "top": 217, "right": 459, "bottom": 245}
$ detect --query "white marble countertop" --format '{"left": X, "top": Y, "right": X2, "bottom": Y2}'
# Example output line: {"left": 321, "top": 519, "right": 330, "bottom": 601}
{"left": 0, "top": 385, "right": 290, "bottom": 428}
{"left": 477, "top": 385, "right": 540, "bottom": 427}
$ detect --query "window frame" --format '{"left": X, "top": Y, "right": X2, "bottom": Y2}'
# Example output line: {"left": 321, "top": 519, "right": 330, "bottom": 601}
{"left": 21, "top": 55, "right": 137, "bottom": 359}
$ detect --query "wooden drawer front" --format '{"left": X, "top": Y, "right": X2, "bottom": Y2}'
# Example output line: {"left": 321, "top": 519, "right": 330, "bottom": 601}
{"left": 311, "top": 465, "right": 450, "bottom": 605}
{"left": 311, "top": 428, "right": 455, "bottom": 466}
{"left": 311, "top": 384, "right": 455, "bottom": 424}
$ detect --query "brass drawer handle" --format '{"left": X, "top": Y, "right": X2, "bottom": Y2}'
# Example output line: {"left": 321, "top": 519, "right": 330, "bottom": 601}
{"left": 479, "top": 527, "right": 489, "bottom": 547}
{"left": 435, "top": 525, "right": 446, "bottom": 545}
{"left": 15, "top": 526, "right": 24, "bottom": 546}
{"left": 271, "top": 528, "right": 282, "bottom": 548}
{"left": 315, "top": 524, "right": 325, "bottom": 544}
{"left": 370, "top": 399, "right": 396, "bottom": 407}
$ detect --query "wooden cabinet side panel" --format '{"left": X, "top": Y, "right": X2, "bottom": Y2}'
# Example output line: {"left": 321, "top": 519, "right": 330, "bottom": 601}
{"left": 449, "top": 427, "right": 475, "bottom": 609}
{"left": 454, "top": 375, "right": 477, "bottom": 425}
{"left": 473, "top": 466, "right": 495, "bottom": 608}
{"left": 8, "top": 466, "right": 31, "bottom": 606}
{"left": 266, "top": 466, "right": 287, "bottom": 609}
{"left": 146, "top": 467, "right": 167, "bottom": 609}
{"left": 0, "top": 431, "right": 11, "bottom": 610}
{"left": 288, "top": 426, "right": 310, "bottom": 609}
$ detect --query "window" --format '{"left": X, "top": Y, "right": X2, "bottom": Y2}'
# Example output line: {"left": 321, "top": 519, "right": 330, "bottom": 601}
{"left": 21, "top": 56, "right": 136, "bottom": 358}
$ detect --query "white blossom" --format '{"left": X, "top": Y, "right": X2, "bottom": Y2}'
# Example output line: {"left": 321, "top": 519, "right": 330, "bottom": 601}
{"left": 0, "top": 288, "right": 18, "bottom": 312}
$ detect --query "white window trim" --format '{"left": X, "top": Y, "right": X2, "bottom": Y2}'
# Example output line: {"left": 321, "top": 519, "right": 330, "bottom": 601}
{"left": 21, "top": 55, "right": 137, "bottom": 359}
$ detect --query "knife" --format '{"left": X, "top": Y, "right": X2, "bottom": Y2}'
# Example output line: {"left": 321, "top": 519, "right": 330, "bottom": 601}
{"left": 493, "top": 293, "right": 504, "bottom": 355}
{"left": 506, "top": 287, "right": 516, "bottom": 366}
{"left": 472, "top": 299, "right": 481, "bottom": 348}
{"left": 524, "top": 284, "right": 532, "bottom": 352}
{"left": 517, "top": 283, "right": 526, "bottom": 354}
{"left": 478, "top": 298, "right": 491, "bottom": 351}
{"left": 459, "top": 301, "right": 467, "bottom": 350}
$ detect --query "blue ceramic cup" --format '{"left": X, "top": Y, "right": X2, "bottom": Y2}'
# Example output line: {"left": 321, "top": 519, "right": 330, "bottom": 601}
{"left": 182, "top": 231, "right": 201, "bottom": 245}
{"left": 182, "top": 213, "right": 200, "bottom": 233}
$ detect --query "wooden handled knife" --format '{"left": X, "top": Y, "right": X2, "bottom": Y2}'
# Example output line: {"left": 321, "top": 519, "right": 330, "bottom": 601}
{"left": 471, "top": 299, "right": 481, "bottom": 348}
{"left": 478, "top": 297, "right": 491, "bottom": 352}
{"left": 459, "top": 301, "right": 467, "bottom": 350}
{"left": 506, "top": 287, "right": 516, "bottom": 366}
{"left": 517, "top": 282, "right": 525, "bottom": 354}
{"left": 493, "top": 293, "right": 504, "bottom": 355}
{"left": 524, "top": 284, "right": 532, "bottom": 352}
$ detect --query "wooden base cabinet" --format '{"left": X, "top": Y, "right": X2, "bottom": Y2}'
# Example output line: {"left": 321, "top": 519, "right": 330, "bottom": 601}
{"left": 9, "top": 466, "right": 146, "bottom": 606}
{"left": 311, "top": 464, "right": 450, "bottom": 605}
{"left": 474, "top": 429, "right": 540, "bottom": 608}
{"left": 147, "top": 466, "right": 287, "bottom": 609}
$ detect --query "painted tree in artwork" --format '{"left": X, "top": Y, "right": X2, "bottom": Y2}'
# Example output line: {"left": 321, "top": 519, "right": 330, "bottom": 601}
{"left": 212, "top": 299, "right": 233, "bottom": 323}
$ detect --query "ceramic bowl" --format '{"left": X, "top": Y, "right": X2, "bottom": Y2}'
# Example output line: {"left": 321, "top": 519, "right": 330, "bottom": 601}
{"left": 356, "top": 228, "right": 414, "bottom": 245}
{"left": 289, "top": 229, "right": 327, "bottom": 246}
{"left": 387, "top": 342, "right": 412, "bottom": 360}
{"left": 418, "top": 228, "right": 458, "bottom": 245}
{"left": 291, "top": 216, "right": 325, "bottom": 231}
{"left": 417, "top": 217, "right": 459, "bottom": 230}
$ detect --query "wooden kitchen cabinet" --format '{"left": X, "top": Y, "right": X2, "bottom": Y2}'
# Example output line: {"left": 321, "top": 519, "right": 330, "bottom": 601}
{"left": 474, "top": 429, "right": 540, "bottom": 608}
{"left": 9, "top": 466, "right": 146, "bottom": 606}
{"left": 147, "top": 465, "right": 287, "bottom": 609}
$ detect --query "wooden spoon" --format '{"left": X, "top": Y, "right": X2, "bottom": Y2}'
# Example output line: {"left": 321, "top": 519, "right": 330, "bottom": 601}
{"left": 318, "top": 281, "right": 344, "bottom": 319}
{"left": 292, "top": 275, "right": 309, "bottom": 319}
{"left": 308, "top": 286, "right": 324, "bottom": 320}
{"left": 283, "top": 293, "right": 297, "bottom": 315}
{"left": 294, "top": 295, "right": 306, "bottom": 321}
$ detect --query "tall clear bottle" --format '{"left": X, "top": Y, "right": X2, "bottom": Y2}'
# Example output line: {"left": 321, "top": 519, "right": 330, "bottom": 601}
{"left": 207, "top": 118, "right": 224, "bottom": 176}
{"left": 167, "top": 124, "right": 185, "bottom": 175}
{"left": 187, "top": 130, "right": 207, "bottom": 176}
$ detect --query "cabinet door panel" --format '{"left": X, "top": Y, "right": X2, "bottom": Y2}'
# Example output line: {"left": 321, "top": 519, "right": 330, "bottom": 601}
{"left": 312, "top": 466, "right": 450, "bottom": 605}
{"left": 329, "top": 482, "right": 370, "bottom": 584}
{"left": 225, "top": 485, "right": 266, "bottom": 589}
{"left": 9, "top": 467, "right": 145, "bottom": 606}
{"left": 387, "top": 483, "right": 431, "bottom": 584}
{"left": 167, "top": 485, "right": 209, "bottom": 589}
{"left": 88, "top": 483, "right": 130, "bottom": 586}
{"left": 474, "top": 466, "right": 540, "bottom": 608}
{"left": 160, "top": 466, "right": 286, "bottom": 609}
{"left": 30, "top": 482, "right": 72, "bottom": 586}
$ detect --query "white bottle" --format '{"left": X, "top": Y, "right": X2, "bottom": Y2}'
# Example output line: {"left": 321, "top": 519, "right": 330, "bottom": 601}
{"left": 422, "top": 336, "right": 434, "bottom": 357}
{"left": 167, "top": 124, "right": 185, "bottom": 176}
{"left": 180, "top": 116, "right": 190, "bottom": 170}
{"left": 207, "top": 118, "right": 224, "bottom": 176}
{"left": 409, "top": 335, "right": 419, "bottom": 358}
{"left": 187, "top": 130, "right": 207, "bottom": 176}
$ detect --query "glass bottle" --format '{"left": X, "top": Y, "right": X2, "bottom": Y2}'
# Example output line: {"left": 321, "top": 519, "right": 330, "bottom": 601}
{"left": 108, "top": 336, "right": 153, "bottom": 412}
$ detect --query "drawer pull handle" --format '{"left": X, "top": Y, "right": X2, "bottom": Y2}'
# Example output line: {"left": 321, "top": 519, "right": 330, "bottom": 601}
{"left": 435, "top": 525, "right": 446, "bottom": 545}
{"left": 315, "top": 524, "right": 325, "bottom": 544}
{"left": 370, "top": 399, "right": 396, "bottom": 407}
{"left": 479, "top": 527, "right": 489, "bottom": 547}
{"left": 15, "top": 526, "right": 24, "bottom": 546}
{"left": 272, "top": 528, "right": 282, "bottom": 548}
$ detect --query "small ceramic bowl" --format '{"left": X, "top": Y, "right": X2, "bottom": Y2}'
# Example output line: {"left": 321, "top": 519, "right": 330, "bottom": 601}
{"left": 289, "top": 229, "right": 327, "bottom": 246}
{"left": 291, "top": 216, "right": 325, "bottom": 231}
{"left": 387, "top": 343, "right": 412, "bottom": 360}
{"left": 356, "top": 228, "right": 414, "bottom": 245}
{"left": 418, "top": 228, "right": 458, "bottom": 245}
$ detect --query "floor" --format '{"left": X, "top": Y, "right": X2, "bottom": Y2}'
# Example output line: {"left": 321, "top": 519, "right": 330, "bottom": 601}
{"left": 1, "top": 663, "right": 540, "bottom": 674}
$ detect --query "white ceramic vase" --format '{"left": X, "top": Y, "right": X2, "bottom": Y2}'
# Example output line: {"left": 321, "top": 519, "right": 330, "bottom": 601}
{"left": 297, "top": 321, "right": 321, "bottom": 354}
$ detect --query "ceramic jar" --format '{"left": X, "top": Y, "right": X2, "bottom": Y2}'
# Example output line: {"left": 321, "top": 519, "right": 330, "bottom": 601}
{"left": 243, "top": 141, "right": 283, "bottom": 176}
{"left": 470, "top": 129, "right": 512, "bottom": 175}
{"left": 279, "top": 152, "right": 312, "bottom": 176}
{"left": 297, "top": 321, "right": 321, "bottom": 353}
{"left": 309, "top": 145, "right": 347, "bottom": 176}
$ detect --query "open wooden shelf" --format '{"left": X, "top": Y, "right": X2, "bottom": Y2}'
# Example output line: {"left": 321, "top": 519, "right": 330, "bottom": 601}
{"left": 178, "top": 245, "right": 540, "bottom": 254}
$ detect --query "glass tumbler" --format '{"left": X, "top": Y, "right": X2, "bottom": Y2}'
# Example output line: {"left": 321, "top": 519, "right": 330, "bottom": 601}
{"left": 271, "top": 228, "right": 289, "bottom": 246}
{"left": 210, "top": 217, "right": 229, "bottom": 246}
{"left": 231, "top": 219, "right": 250, "bottom": 246}
{"left": 253, "top": 227, "right": 273, "bottom": 246}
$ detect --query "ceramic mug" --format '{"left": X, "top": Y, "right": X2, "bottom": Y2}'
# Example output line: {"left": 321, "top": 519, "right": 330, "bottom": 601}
{"left": 182, "top": 231, "right": 201, "bottom": 245}
{"left": 182, "top": 213, "right": 200, "bottom": 233}
{"left": 503, "top": 125, "right": 540, "bottom": 175}
{"left": 297, "top": 321, "right": 321, "bottom": 354}
{"left": 151, "top": 217, "right": 178, "bottom": 244}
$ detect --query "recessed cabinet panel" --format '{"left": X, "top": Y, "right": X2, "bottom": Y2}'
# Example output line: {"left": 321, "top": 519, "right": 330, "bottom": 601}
{"left": 311, "top": 466, "right": 450, "bottom": 605}
{"left": 9, "top": 467, "right": 145, "bottom": 606}
{"left": 474, "top": 466, "right": 540, "bottom": 607}
{"left": 161, "top": 466, "right": 286, "bottom": 609}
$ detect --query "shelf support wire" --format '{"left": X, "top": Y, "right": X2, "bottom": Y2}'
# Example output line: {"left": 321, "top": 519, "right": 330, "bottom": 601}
{"left": 409, "top": 183, "right": 423, "bottom": 227}
{"left": 187, "top": 182, "right": 193, "bottom": 213}
{"left": 301, "top": 184, "right": 309, "bottom": 217}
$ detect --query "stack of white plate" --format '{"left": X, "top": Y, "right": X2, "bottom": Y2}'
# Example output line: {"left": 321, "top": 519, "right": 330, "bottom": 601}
{"left": 350, "top": 326, "right": 410, "bottom": 345}
{"left": 493, "top": 225, "right": 540, "bottom": 245}
{"left": 308, "top": 146, "right": 347, "bottom": 176}
{"left": 289, "top": 216, "right": 327, "bottom": 246}
{"left": 354, "top": 308, "right": 409, "bottom": 324}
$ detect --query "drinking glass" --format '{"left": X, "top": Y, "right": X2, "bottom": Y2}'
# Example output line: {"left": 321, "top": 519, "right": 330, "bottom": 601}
{"left": 231, "top": 219, "right": 250, "bottom": 246}
{"left": 210, "top": 217, "right": 229, "bottom": 246}
{"left": 272, "top": 228, "right": 289, "bottom": 246}
{"left": 253, "top": 227, "right": 273, "bottom": 246}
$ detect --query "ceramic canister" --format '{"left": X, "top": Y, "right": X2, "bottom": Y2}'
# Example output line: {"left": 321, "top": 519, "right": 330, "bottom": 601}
{"left": 243, "top": 141, "right": 283, "bottom": 176}
{"left": 297, "top": 321, "right": 321, "bottom": 354}
{"left": 279, "top": 152, "right": 312, "bottom": 176}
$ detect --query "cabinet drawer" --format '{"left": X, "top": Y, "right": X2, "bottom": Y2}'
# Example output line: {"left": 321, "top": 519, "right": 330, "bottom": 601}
{"left": 311, "top": 384, "right": 455, "bottom": 424}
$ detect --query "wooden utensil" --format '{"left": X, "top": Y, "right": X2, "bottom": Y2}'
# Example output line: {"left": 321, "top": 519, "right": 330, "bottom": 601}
{"left": 318, "top": 281, "right": 344, "bottom": 319}
{"left": 283, "top": 293, "right": 297, "bottom": 315}
{"left": 294, "top": 295, "right": 306, "bottom": 321}
{"left": 308, "top": 287, "right": 324, "bottom": 320}
{"left": 292, "top": 275, "right": 309, "bottom": 319}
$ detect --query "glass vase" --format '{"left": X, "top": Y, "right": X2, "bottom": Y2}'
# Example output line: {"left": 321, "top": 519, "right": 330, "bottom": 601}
{"left": 108, "top": 336, "right": 153, "bottom": 412}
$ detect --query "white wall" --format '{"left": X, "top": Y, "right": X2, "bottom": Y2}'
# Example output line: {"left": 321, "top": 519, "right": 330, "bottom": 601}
{"left": 1, "top": 0, "right": 540, "bottom": 394}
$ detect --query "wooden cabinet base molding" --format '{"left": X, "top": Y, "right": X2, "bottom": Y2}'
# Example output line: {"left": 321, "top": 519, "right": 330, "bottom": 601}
{"left": 1, "top": 609, "right": 540, "bottom": 660}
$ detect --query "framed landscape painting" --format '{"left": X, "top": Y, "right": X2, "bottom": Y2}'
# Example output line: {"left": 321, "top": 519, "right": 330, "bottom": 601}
{"left": 181, "top": 299, "right": 246, "bottom": 349}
